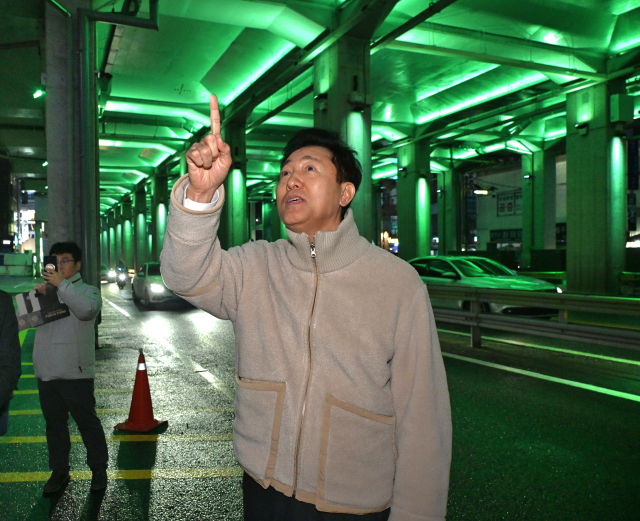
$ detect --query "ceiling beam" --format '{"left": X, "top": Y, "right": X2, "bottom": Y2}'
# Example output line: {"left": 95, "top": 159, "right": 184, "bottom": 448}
{"left": 371, "top": 0, "right": 459, "bottom": 52}
{"left": 386, "top": 41, "right": 607, "bottom": 81}
{"left": 224, "top": 0, "right": 401, "bottom": 124}
{"left": 246, "top": 85, "right": 313, "bottom": 133}
{"left": 375, "top": 21, "right": 604, "bottom": 74}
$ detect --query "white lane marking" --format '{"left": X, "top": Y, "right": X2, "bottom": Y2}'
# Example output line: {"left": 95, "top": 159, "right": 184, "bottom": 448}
{"left": 438, "top": 329, "right": 640, "bottom": 367}
{"left": 106, "top": 300, "right": 131, "bottom": 317}
{"left": 442, "top": 352, "right": 640, "bottom": 403}
{"left": 103, "top": 298, "right": 235, "bottom": 401}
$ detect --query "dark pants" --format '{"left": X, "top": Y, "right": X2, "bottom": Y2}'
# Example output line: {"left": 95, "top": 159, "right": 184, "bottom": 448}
{"left": 243, "top": 473, "right": 391, "bottom": 521}
{"left": 37, "top": 378, "right": 108, "bottom": 473}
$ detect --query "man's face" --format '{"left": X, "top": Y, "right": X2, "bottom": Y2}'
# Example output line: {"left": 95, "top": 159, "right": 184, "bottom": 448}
{"left": 54, "top": 253, "right": 81, "bottom": 280}
{"left": 276, "top": 146, "right": 354, "bottom": 240}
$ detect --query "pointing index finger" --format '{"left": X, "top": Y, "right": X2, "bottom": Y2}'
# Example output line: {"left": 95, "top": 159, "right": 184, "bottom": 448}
{"left": 210, "top": 94, "right": 221, "bottom": 137}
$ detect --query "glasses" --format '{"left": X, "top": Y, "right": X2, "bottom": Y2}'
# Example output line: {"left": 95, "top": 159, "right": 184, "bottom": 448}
{"left": 57, "top": 259, "right": 75, "bottom": 265}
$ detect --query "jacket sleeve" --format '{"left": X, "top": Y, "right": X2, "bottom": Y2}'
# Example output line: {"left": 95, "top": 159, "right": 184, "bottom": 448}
{"left": 56, "top": 280, "right": 102, "bottom": 321}
{"left": 160, "top": 175, "right": 244, "bottom": 322}
{"left": 389, "top": 284, "right": 452, "bottom": 521}
{"left": 0, "top": 291, "right": 21, "bottom": 409}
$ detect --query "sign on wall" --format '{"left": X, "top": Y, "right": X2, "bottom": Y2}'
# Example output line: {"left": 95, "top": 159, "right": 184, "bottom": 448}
{"left": 497, "top": 191, "right": 522, "bottom": 217}
{"left": 490, "top": 229, "right": 523, "bottom": 242}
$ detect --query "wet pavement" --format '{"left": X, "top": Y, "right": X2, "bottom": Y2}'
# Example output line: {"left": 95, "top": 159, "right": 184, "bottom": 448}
{"left": 1, "top": 278, "right": 639, "bottom": 520}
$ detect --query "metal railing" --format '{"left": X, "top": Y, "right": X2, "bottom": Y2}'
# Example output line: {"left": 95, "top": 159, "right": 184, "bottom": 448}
{"left": 426, "top": 286, "right": 640, "bottom": 351}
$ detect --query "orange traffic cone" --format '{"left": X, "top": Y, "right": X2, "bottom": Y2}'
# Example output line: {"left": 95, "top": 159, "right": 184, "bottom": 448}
{"left": 114, "top": 349, "right": 167, "bottom": 432}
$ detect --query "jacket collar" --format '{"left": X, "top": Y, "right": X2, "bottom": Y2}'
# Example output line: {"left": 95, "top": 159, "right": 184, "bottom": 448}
{"left": 285, "top": 209, "right": 371, "bottom": 273}
{"left": 68, "top": 272, "right": 82, "bottom": 284}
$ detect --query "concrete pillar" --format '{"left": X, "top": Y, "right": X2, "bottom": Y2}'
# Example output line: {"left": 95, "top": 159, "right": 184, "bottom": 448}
{"left": 437, "top": 168, "right": 462, "bottom": 255}
{"left": 45, "top": 0, "right": 99, "bottom": 288}
{"left": 121, "top": 198, "right": 133, "bottom": 269}
{"left": 100, "top": 216, "right": 108, "bottom": 267}
{"left": 134, "top": 184, "right": 147, "bottom": 269}
{"left": 521, "top": 149, "right": 556, "bottom": 269}
{"left": 314, "top": 37, "right": 374, "bottom": 242}
{"left": 397, "top": 141, "right": 431, "bottom": 260}
{"left": 223, "top": 122, "right": 248, "bottom": 248}
{"left": 114, "top": 205, "right": 122, "bottom": 265}
{"left": 108, "top": 211, "right": 115, "bottom": 267}
{"left": 566, "top": 83, "right": 627, "bottom": 295}
{"left": 151, "top": 174, "right": 167, "bottom": 261}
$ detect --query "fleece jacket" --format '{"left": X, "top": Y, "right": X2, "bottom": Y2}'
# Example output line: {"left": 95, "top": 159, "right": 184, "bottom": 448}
{"left": 161, "top": 174, "right": 452, "bottom": 520}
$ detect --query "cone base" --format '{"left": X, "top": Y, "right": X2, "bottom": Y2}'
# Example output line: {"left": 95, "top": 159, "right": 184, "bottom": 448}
{"left": 114, "top": 419, "right": 168, "bottom": 433}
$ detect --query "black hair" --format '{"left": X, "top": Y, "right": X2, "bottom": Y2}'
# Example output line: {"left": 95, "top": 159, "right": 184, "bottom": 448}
{"left": 50, "top": 241, "right": 82, "bottom": 264}
{"left": 281, "top": 128, "right": 362, "bottom": 217}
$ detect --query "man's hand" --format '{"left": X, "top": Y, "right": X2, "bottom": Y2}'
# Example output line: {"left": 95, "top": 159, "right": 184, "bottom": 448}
{"left": 185, "top": 94, "right": 232, "bottom": 203}
{"left": 42, "top": 268, "right": 64, "bottom": 288}
{"left": 34, "top": 282, "right": 47, "bottom": 294}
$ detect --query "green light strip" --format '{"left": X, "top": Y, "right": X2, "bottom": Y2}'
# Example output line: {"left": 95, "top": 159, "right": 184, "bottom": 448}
{"left": 438, "top": 329, "right": 640, "bottom": 366}
{"left": 417, "top": 73, "right": 547, "bottom": 125}
{"left": 442, "top": 352, "right": 640, "bottom": 402}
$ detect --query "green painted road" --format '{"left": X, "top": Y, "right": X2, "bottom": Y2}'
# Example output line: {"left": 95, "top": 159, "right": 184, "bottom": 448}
{"left": 1, "top": 281, "right": 639, "bottom": 520}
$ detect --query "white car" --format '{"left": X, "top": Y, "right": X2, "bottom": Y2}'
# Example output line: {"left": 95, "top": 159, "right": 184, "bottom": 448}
{"left": 131, "top": 262, "right": 182, "bottom": 308}
{"left": 409, "top": 256, "right": 561, "bottom": 315}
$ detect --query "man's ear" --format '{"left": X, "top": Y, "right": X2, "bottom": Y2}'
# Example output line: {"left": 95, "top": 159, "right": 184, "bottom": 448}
{"left": 339, "top": 182, "right": 356, "bottom": 207}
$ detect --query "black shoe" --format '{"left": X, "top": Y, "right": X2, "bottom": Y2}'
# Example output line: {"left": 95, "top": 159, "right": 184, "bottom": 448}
{"left": 43, "top": 471, "right": 70, "bottom": 495}
{"left": 90, "top": 468, "right": 108, "bottom": 492}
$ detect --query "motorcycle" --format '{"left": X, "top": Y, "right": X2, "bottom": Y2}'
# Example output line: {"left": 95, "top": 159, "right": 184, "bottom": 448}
{"left": 116, "top": 267, "right": 127, "bottom": 290}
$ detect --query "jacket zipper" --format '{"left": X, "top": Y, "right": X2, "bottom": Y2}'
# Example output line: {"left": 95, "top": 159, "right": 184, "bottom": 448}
{"left": 293, "top": 240, "right": 318, "bottom": 496}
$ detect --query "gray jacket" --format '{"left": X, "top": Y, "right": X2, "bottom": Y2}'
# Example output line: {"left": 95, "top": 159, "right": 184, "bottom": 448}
{"left": 33, "top": 273, "right": 102, "bottom": 381}
{"left": 0, "top": 290, "right": 21, "bottom": 411}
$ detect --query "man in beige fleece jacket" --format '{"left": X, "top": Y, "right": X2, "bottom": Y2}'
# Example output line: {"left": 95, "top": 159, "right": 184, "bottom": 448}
{"left": 160, "top": 95, "right": 452, "bottom": 521}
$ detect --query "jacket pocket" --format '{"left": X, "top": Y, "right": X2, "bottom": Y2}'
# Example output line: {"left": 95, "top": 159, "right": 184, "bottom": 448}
{"left": 318, "top": 394, "right": 396, "bottom": 510}
{"left": 233, "top": 375, "right": 286, "bottom": 485}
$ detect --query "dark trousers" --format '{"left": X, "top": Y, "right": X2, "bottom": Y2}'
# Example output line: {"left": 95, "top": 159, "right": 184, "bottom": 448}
{"left": 37, "top": 378, "right": 108, "bottom": 473}
{"left": 243, "top": 473, "right": 391, "bottom": 521}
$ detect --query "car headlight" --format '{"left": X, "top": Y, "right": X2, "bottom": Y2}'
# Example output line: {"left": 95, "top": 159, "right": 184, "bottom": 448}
{"left": 556, "top": 287, "right": 563, "bottom": 294}
{"left": 150, "top": 283, "right": 165, "bottom": 293}
{"left": 108, "top": 270, "right": 116, "bottom": 278}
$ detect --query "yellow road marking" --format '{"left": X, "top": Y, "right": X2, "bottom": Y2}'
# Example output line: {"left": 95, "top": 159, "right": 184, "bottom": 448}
{"left": 0, "top": 433, "right": 233, "bottom": 444}
{"left": 19, "top": 373, "right": 131, "bottom": 379}
{"left": 10, "top": 407, "right": 235, "bottom": 416}
{"left": 0, "top": 467, "right": 243, "bottom": 483}
{"left": 21, "top": 362, "right": 33, "bottom": 366}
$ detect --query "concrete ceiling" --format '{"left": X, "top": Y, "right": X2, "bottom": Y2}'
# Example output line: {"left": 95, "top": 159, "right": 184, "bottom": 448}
{"left": 2, "top": 0, "right": 640, "bottom": 212}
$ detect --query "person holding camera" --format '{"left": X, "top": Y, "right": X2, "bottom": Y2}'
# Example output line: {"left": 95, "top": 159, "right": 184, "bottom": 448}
{"left": 34, "top": 241, "right": 108, "bottom": 494}
{"left": 0, "top": 289, "right": 21, "bottom": 436}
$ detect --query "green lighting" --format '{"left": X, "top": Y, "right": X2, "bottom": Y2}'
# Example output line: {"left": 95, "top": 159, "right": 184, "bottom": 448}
{"left": 506, "top": 140, "right": 532, "bottom": 154}
{"left": 543, "top": 33, "right": 560, "bottom": 45}
{"left": 371, "top": 133, "right": 383, "bottom": 141}
{"left": 483, "top": 144, "right": 505, "bottom": 153}
{"left": 99, "top": 139, "right": 176, "bottom": 155}
{"left": 437, "top": 132, "right": 458, "bottom": 140}
{"left": 545, "top": 129, "right": 566, "bottom": 139}
{"left": 384, "top": 105, "right": 392, "bottom": 121}
{"left": 614, "top": 36, "right": 640, "bottom": 52}
{"left": 222, "top": 42, "right": 296, "bottom": 106}
{"left": 416, "top": 64, "right": 499, "bottom": 102}
{"left": 246, "top": 179, "right": 262, "bottom": 187}
{"left": 417, "top": 73, "right": 546, "bottom": 125}
{"left": 42, "top": 161, "right": 48, "bottom": 167}
{"left": 33, "top": 89, "right": 44, "bottom": 99}
{"left": 104, "top": 101, "right": 210, "bottom": 127}
{"left": 372, "top": 169, "right": 397, "bottom": 180}
{"left": 453, "top": 150, "right": 479, "bottom": 160}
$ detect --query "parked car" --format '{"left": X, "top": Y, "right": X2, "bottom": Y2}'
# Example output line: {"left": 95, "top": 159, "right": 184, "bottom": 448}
{"left": 132, "top": 262, "right": 182, "bottom": 308}
{"left": 408, "top": 256, "right": 561, "bottom": 315}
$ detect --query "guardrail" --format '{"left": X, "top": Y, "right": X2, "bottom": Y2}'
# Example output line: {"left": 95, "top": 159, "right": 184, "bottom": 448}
{"left": 426, "top": 286, "right": 640, "bottom": 351}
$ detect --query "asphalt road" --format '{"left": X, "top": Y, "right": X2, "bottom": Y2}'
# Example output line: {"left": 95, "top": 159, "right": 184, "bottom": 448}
{"left": 2, "top": 280, "right": 639, "bottom": 520}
